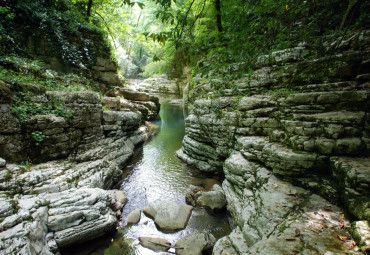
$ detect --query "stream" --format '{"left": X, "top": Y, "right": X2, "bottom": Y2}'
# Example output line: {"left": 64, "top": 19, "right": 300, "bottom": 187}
{"left": 117, "top": 97, "right": 231, "bottom": 254}
{"left": 70, "top": 95, "right": 231, "bottom": 255}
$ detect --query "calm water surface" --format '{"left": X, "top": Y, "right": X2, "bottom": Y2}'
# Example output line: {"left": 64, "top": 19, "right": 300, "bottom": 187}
{"left": 70, "top": 97, "right": 231, "bottom": 255}
{"left": 118, "top": 99, "right": 231, "bottom": 254}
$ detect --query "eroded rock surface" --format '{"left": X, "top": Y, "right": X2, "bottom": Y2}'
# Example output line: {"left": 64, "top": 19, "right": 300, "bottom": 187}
{"left": 0, "top": 89, "right": 160, "bottom": 254}
{"left": 0, "top": 188, "right": 126, "bottom": 254}
{"left": 178, "top": 32, "right": 370, "bottom": 254}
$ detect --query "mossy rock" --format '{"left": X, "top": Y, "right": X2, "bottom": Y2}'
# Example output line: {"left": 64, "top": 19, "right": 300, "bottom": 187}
{"left": 0, "top": 80, "right": 12, "bottom": 103}
{"left": 350, "top": 197, "right": 370, "bottom": 221}
{"left": 104, "top": 238, "right": 134, "bottom": 255}
{"left": 11, "top": 82, "right": 46, "bottom": 94}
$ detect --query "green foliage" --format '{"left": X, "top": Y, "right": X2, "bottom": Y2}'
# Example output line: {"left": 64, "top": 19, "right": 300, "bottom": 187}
{"left": 3, "top": 170, "right": 12, "bottom": 182}
{"left": 12, "top": 92, "right": 73, "bottom": 124}
{"left": 0, "top": 0, "right": 106, "bottom": 67}
{"left": 270, "top": 88, "right": 294, "bottom": 98}
{"left": 31, "top": 131, "right": 45, "bottom": 146}
{"left": 148, "top": 0, "right": 370, "bottom": 83}
{"left": 141, "top": 60, "right": 170, "bottom": 78}
{"left": 20, "top": 158, "right": 33, "bottom": 171}
{"left": 0, "top": 56, "right": 102, "bottom": 93}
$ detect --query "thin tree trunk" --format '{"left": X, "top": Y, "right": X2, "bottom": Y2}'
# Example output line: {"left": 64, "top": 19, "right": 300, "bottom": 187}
{"left": 215, "top": 0, "right": 222, "bottom": 32}
{"left": 87, "top": 0, "right": 93, "bottom": 21}
{"left": 340, "top": 0, "right": 358, "bottom": 30}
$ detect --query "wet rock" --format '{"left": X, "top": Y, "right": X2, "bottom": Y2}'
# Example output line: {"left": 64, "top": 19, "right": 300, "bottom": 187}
{"left": 109, "top": 190, "right": 128, "bottom": 212}
{"left": 143, "top": 200, "right": 193, "bottom": 231}
{"left": 185, "top": 185, "right": 205, "bottom": 206}
{"left": 127, "top": 208, "right": 141, "bottom": 225}
{"left": 185, "top": 184, "right": 226, "bottom": 210}
{"left": 0, "top": 158, "right": 6, "bottom": 167}
{"left": 175, "top": 232, "right": 216, "bottom": 255}
{"left": 139, "top": 237, "right": 171, "bottom": 252}
{"left": 195, "top": 184, "right": 226, "bottom": 210}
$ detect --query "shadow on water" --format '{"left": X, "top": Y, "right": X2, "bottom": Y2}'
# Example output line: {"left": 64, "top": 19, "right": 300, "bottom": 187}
{"left": 66, "top": 98, "right": 231, "bottom": 255}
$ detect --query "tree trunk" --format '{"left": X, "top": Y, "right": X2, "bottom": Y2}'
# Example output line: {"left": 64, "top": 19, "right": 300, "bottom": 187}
{"left": 340, "top": 0, "right": 358, "bottom": 30}
{"left": 87, "top": 0, "right": 93, "bottom": 21}
{"left": 215, "top": 0, "right": 222, "bottom": 32}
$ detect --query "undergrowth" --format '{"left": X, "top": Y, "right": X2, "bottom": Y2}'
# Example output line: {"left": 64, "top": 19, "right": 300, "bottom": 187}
{"left": 0, "top": 56, "right": 102, "bottom": 93}
{"left": 12, "top": 91, "right": 73, "bottom": 124}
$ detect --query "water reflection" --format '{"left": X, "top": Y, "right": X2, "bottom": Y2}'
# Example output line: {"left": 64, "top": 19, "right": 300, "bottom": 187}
{"left": 117, "top": 101, "right": 230, "bottom": 254}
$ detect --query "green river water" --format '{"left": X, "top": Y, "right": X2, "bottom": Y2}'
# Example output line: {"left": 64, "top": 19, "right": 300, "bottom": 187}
{"left": 69, "top": 98, "right": 231, "bottom": 255}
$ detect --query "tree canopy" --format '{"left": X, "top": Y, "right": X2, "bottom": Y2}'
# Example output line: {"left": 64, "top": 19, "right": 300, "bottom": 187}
{"left": 1, "top": 0, "right": 369, "bottom": 78}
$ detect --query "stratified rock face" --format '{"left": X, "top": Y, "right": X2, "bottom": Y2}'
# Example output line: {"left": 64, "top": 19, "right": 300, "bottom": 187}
{"left": 108, "top": 88, "right": 160, "bottom": 121}
{"left": 0, "top": 87, "right": 160, "bottom": 254}
{"left": 179, "top": 31, "right": 370, "bottom": 254}
{"left": 0, "top": 89, "right": 159, "bottom": 163}
{"left": 143, "top": 200, "right": 193, "bottom": 231}
{"left": 0, "top": 188, "right": 126, "bottom": 254}
{"left": 212, "top": 152, "right": 363, "bottom": 254}
{"left": 130, "top": 75, "right": 180, "bottom": 95}
{"left": 175, "top": 232, "right": 216, "bottom": 255}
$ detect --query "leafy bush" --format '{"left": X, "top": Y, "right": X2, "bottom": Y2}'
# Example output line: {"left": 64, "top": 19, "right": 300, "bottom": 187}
{"left": 0, "top": 56, "right": 102, "bottom": 93}
{"left": 140, "top": 60, "right": 170, "bottom": 78}
{"left": 31, "top": 131, "right": 45, "bottom": 146}
{"left": 12, "top": 92, "right": 73, "bottom": 123}
{"left": 0, "top": 0, "right": 108, "bottom": 68}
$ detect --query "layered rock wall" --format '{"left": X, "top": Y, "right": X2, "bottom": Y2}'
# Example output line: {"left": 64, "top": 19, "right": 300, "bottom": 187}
{"left": 0, "top": 85, "right": 159, "bottom": 254}
{"left": 178, "top": 31, "right": 370, "bottom": 254}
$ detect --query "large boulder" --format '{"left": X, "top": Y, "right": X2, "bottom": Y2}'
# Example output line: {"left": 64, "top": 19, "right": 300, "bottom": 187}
{"left": 139, "top": 237, "right": 171, "bottom": 252}
{"left": 143, "top": 200, "right": 193, "bottom": 231}
{"left": 127, "top": 208, "right": 141, "bottom": 225}
{"left": 195, "top": 184, "right": 226, "bottom": 210}
{"left": 0, "top": 158, "right": 6, "bottom": 167}
{"left": 185, "top": 185, "right": 205, "bottom": 206}
{"left": 175, "top": 232, "right": 216, "bottom": 255}
{"left": 0, "top": 188, "right": 126, "bottom": 254}
{"left": 185, "top": 184, "right": 226, "bottom": 210}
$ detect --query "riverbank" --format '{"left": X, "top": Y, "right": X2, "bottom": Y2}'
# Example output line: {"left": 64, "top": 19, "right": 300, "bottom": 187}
{"left": 0, "top": 81, "right": 160, "bottom": 254}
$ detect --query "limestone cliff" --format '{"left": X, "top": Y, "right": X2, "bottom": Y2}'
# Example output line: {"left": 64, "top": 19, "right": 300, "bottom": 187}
{"left": 178, "top": 30, "right": 370, "bottom": 253}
